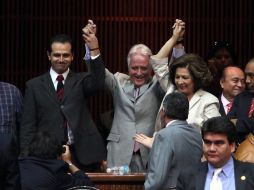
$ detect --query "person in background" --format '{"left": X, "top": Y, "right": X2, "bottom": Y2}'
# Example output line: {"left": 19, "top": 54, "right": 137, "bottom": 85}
{"left": 176, "top": 116, "right": 254, "bottom": 190}
{"left": 19, "top": 131, "right": 94, "bottom": 190}
{"left": 205, "top": 41, "right": 237, "bottom": 97}
{"left": 20, "top": 32, "right": 106, "bottom": 172}
{"left": 219, "top": 66, "right": 245, "bottom": 116}
{"left": 145, "top": 92, "right": 203, "bottom": 190}
{"left": 0, "top": 81, "right": 23, "bottom": 190}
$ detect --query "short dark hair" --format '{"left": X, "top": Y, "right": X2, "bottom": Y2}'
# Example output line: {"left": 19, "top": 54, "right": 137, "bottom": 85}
{"left": 162, "top": 92, "right": 189, "bottom": 120}
{"left": 48, "top": 34, "right": 73, "bottom": 53}
{"left": 169, "top": 54, "right": 212, "bottom": 92}
{"left": 28, "top": 131, "right": 63, "bottom": 159}
{"left": 201, "top": 116, "right": 237, "bottom": 144}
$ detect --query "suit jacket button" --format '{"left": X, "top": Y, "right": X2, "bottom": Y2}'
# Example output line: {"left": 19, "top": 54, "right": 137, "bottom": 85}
{"left": 60, "top": 105, "right": 64, "bottom": 109}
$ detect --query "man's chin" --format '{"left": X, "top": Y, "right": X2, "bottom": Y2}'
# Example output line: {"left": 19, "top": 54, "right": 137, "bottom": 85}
{"left": 134, "top": 81, "right": 145, "bottom": 88}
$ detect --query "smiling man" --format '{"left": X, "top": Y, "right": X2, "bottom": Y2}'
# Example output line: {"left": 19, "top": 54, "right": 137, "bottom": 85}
{"left": 20, "top": 33, "right": 106, "bottom": 172}
{"left": 103, "top": 44, "right": 165, "bottom": 172}
{"left": 219, "top": 66, "right": 245, "bottom": 115}
{"left": 83, "top": 21, "right": 171, "bottom": 172}
{"left": 177, "top": 116, "right": 254, "bottom": 190}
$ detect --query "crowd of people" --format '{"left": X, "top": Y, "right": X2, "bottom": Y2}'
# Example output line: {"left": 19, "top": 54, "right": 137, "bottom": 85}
{"left": 1, "top": 18, "right": 254, "bottom": 190}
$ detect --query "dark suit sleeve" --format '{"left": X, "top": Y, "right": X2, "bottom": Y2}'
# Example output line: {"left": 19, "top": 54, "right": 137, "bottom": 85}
{"left": 57, "top": 170, "right": 94, "bottom": 190}
{"left": 228, "top": 93, "right": 254, "bottom": 134}
{"left": 19, "top": 82, "right": 37, "bottom": 156}
{"left": 82, "top": 55, "right": 105, "bottom": 96}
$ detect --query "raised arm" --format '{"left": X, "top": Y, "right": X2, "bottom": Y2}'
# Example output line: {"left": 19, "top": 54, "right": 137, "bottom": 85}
{"left": 151, "top": 19, "right": 185, "bottom": 91}
{"left": 152, "top": 19, "right": 185, "bottom": 59}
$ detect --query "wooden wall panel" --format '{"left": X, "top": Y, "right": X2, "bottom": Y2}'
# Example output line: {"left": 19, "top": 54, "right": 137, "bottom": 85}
{"left": 1, "top": 0, "right": 254, "bottom": 120}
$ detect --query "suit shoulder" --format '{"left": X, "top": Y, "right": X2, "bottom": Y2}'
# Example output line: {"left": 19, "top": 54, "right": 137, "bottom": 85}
{"left": 26, "top": 73, "right": 47, "bottom": 85}
{"left": 199, "top": 90, "right": 219, "bottom": 103}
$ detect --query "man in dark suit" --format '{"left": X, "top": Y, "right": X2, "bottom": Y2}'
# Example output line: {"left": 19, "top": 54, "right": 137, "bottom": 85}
{"left": 227, "top": 58, "right": 254, "bottom": 143}
{"left": 145, "top": 92, "right": 203, "bottom": 190}
{"left": 177, "top": 116, "right": 254, "bottom": 190}
{"left": 0, "top": 82, "right": 23, "bottom": 190}
{"left": 218, "top": 66, "right": 245, "bottom": 116}
{"left": 20, "top": 31, "right": 106, "bottom": 171}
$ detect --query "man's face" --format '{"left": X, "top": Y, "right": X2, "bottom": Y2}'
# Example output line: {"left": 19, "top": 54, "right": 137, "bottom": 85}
{"left": 245, "top": 62, "right": 254, "bottom": 93}
{"left": 220, "top": 67, "right": 245, "bottom": 99}
{"left": 47, "top": 42, "right": 73, "bottom": 74}
{"left": 128, "top": 53, "right": 152, "bottom": 88}
{"left": 214, "top": 49, "right": 233, "bottom": 69}
{"left": 203, "top": 132, "right": 235, "bottom": 168}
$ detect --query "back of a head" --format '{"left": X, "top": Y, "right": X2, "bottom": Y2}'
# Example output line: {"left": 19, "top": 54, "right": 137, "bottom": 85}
{"left": 163, "top": 92, "right": 189, "bottom": 120}
{"left": 28, "top": 131, "right": 63, "bottom": 160}
{"left": 48, "top": 34, "right": 73, "bottom": 53}
{"left": 201, "top": 116, "right": 237, "bottom": 144}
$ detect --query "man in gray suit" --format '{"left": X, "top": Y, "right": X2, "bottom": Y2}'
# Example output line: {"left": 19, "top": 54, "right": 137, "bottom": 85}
{"left": 20, "top": 31, "right": 106, "bottom": 171}
{"left": 84, "top": 20, "right": 185, "bottom": 172}
{"left": 145, "top": 92, "right": 203, "bottom": 190}
{"left": 104, "top": 43, "right": 165, "bottom": 172}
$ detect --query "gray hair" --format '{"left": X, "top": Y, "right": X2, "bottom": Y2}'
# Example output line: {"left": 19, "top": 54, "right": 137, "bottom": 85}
{"left": 127, "top": 44, "right": 152, "bottom": 67}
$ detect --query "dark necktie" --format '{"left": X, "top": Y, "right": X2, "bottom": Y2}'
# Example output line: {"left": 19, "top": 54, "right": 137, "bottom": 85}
{"left": 56, "top": 75, "right": 68, "bottom": 144}
{"left": 56, "top": 75, "right": 64, "bottom": 101}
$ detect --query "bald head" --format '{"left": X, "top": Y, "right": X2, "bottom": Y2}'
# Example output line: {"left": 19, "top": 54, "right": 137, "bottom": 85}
{"left": 220, "top": 66, "right": 245, "bottom": 101}
{"left": 245, "top": 58, "right": 254, "bottom": 93}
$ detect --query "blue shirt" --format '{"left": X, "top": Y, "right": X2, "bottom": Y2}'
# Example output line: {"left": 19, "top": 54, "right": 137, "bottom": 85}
{"left": 0, "top": 82, "right": 23, "bottom": 134}
{"left": 204, "top": 156, "right": 235, "bottom": 190}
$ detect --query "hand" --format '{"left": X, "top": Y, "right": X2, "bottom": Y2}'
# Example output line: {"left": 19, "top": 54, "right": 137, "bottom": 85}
{"left": 87, "top": 19, "right": 97, "bottom": 34}
{"left": 82, "top": 20, "right": 99, "bottom": 50}
{"left": 100, "top": 160, "right": 107, "bottom": 172}
{"left": 61, "top": 145, "right": 72, "bottom": 163}
{"left": 133, "top": 134, "right": 154, "bottom": 149}
{"left": 172, "top": 19, "right": 185, "bottom": 41}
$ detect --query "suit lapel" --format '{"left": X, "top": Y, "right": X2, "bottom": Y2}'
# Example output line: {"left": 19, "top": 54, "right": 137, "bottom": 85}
{"left": 234, "top": 160, "right": 247, "bottom": 190}
{"left": 41, "top": 73, "right": 59, "bottom": 104}
{"left": 64, "top": 71, "right": 77, "bottom": 100}
{"left": 137, "top": 82, "right": 151, "bottom": 98}
{"left": 219, "top": 98, "right": 227, "bottom": 116}
{"left": 122, "top": 82, "right": 135, "bottom": 102}
{"left": 195, "top": 162, "right": 208, "bottom": 190}
{"left": 189, "top": 90, "right": 202, "bottom": 110}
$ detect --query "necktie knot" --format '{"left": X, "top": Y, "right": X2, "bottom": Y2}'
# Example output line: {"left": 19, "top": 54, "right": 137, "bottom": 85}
{"left": 248, "top": 99, "right": 254, "bottom": 117}
{"left": 226, "top": 102, "right": 233, "bottom": 114}
{"left": 56, "top": 74, "right": 64, "bottom": 82}
{"left": 213, "top": 168, "right": 222, "bottom": 177}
